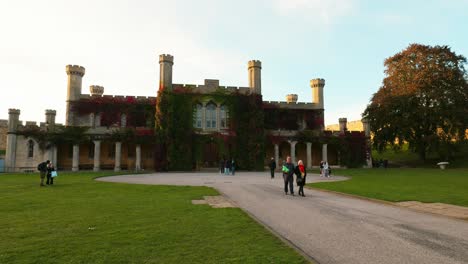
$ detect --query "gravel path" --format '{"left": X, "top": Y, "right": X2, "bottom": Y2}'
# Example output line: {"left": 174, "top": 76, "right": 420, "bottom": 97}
{"left": 97, "top": 172, "right": 468, "bottom": 264}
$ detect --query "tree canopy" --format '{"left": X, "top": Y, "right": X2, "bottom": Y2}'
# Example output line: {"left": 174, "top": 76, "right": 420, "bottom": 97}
{"left": 363, "top": 44, "right": 468, "bottom": 160}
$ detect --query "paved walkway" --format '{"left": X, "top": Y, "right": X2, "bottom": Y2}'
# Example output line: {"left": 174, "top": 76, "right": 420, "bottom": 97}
{"left": 97, "top": 172, "right": 468, "bottom": 264}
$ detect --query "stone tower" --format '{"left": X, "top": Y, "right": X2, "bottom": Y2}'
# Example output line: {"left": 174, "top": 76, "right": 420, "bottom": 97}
{"left": 339, "top": 117, "right": 347, "bottom": 134}
{"left": 5, "top": 109, "right": 20, "bottom": 172}
{"left": 310, "top": 78, "right": 325, "bottom": 109}
{"left": 66, "top": 65, "right": 85, "bottom": 126}
{"left": 159, "top": 54, "right": 174, "bottom": 91}
{"left": 248, "top": 60, "right": 262, "bottom": 94}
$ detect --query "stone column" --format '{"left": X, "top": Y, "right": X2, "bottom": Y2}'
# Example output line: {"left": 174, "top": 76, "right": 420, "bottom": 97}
{"left": 72, "top": 144, "right": 79, "bottom": 171}
{"left": 93, "top": 140, "right": 101, "bottom": 171}
{"left": 248, "top": 60, "right": 262, "bottom": 94}
{"left": 339, "top": 117, "right": 347, "bottom": 134}
{"left": 362, "top": 117, "right": 372, "bottom": 168}
{"left": 159, "top": 54, "right": 174, "bottom": 91}
{"left": 290, "top": 141, "right": 297, "bottom": 164}
{"left": 274, "top": 144, "right": 279, "bottom": 171}
{"left": 114, "top": 142, "right": 122, "bottom": 171}
{"left": 322, "top": 144, "right": 328, "bottom": 162}
{"left": 135, "top": 144, "right": 142, "bottom": 171}
{"left": 306, "top": 142, "right": 312, "bottom": 169}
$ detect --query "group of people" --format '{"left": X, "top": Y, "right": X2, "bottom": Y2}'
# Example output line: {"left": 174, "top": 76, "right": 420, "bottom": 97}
{"left": 280, "top": 156, "right": 307, "bottom": 197}
{"left": 220, "top": 158, "right": 236, "bottom": 175}
{"left": 37, "top": 160, "right": 56, "bottom": 186}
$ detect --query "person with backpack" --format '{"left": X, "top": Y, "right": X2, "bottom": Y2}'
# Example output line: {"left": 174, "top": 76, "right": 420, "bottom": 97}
{"left": 37, "top": 160, "right": 50, "bottom": 187}
{"left": 294, "top": 160, "right": 307, "bottom": 197}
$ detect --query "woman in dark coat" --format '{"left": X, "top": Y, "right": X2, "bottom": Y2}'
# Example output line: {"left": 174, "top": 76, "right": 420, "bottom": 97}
{"left": 294, "top": 160, "right": 307, "bottom": 197}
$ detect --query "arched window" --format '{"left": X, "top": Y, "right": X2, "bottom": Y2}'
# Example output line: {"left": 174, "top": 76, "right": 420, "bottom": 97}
{"left": 220, "top": 105, "right": 228, "bottom": 129}
{"left": 27, "top": 140, "right": 34, "bottom": 158}
{"left": 205, "top": 103, "right": 217, "bottom": 129}
{"left": 194, "top": 104, "right": 203, "bottom": 128}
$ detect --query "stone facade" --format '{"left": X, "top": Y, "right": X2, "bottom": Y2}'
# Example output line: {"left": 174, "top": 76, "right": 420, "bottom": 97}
{"left": 4, "top": 53, "right": 369, "bottom": 172}
{"left": 0, "top": 120, "right": 7, "bottom": 154}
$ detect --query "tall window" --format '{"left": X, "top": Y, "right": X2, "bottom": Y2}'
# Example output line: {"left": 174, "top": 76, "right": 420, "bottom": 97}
{"left": 205, "top": 103, "right": 217, "bottom": 129}
{"left": 108, "top": 143, "right": 115, "bottom": 159}
{"left": 220, "top": 105, "right": 228, "bottom": 129}
{"left": 194, "top": 104, "right": 203, "bottom": 128}
{"left": 27, "top": 140, "right": 34, "bottom": 158}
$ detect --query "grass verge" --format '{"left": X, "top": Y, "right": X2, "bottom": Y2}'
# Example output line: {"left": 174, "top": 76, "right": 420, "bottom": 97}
{"left": 0, "top": 172, "right": 307, "bottom": 263}
{"left": 308, "top": 168, "right": 468, "bottom": 207}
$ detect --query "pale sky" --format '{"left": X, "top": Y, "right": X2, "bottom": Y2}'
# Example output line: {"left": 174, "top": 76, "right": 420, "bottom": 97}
{"left": 1, "top": 0, "right": 467, "bottom": 126}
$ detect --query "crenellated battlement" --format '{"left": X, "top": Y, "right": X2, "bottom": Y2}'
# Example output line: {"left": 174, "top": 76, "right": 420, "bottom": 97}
{"left": 66, "top": 65, "right": 86, "bottom": 76}
{"left": 0, "top": 119, "right": 7, "bottom": 127}
{"left": 263, "top": 101, "right": 321, "bottom": 110}
{"left": 8, "top": 109, "right": 20, "bottom": 115}
{"left": 172, "top": 83, "right": 253, "bottom": 95}
{"left": 248, "top": 60, "right": 262, "bottom": 69}
{"left": 159, "top": 54, "right": 174, "bottom": 64}
{"left": 310, "top": 78, "right": 325, "bottom": 88}
{"left": 45, "top": 109, "right": 56, "bottom": 116}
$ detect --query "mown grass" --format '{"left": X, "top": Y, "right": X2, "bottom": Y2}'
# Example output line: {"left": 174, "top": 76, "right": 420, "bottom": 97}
{"left": 0, "top": 172, "right": 307, "bottom": 264}
{"left": 309, "top": 168, "right": 468, "bottom": 207}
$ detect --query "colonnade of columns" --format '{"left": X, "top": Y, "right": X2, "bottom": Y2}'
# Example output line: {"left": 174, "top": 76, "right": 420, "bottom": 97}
{"left": 273, "top": 141, "right": 328, "bottom": 170}
{"left": 71, "top": 141, "right": 142, "bottom": 172}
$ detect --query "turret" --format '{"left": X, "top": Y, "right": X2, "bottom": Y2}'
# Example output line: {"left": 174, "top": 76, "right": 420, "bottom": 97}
{"left": 5, "top": 109, "right": 20, "bottom": 171}
{"left": 90, "top": 85, "right": 104, "bottom": 96}
{"left": 310, "top": 78, "right": 325, "bottom": 109}
{"left": 339, "top": 118, "right": 347, "bottom": 134}
{"left": 7, "top": 108, "right": 20, "bottom": 133}
{"left": 159, "top": 54, "right": 174, "bottom": 91}
{"left": 286, "top": 94, "right": 298, "bottom": 103}
{"left": 248, "top": 60, "right": 262, "bottom": 94}
{"left": 45, "top": 109, "right": 56, "bottom": 131}
{"left": 66, "top": 65, "right": 85, "bottom": 126}
{"left": 362, "top": 117, "right": 371, "bottom": 138}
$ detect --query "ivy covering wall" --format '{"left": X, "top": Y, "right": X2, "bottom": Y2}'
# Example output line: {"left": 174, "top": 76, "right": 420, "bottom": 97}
{"left": 155, "top": 89, "right": 265, "bottom": 171}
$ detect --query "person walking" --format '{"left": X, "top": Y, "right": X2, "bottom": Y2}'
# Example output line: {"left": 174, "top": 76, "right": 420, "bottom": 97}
{"left": 46, "top": 162, "right": 55, "bottom": 185}
{"left": 320, "top": 161, "right": 324, "bottom": 177}
{"left": 323, "top": 161, "right": 330, "bottom": 178}
{"left": 269, "top": 157, "right": 276, "bottom": 179}
{"left": 219, "top": 158, "right": 225, "bottom": 174}
{"left": 282, "top": 156, "right": 295, "bottom": 195}
{"left": 295, "top": 160, "right": 307, "bottom": 197}
{"left": 37, "top": 160, "right": 50, "bottom": 187}
{"left": 231, "top": 158, "right": 236, "bottom": 175}
{"left": 224, "top": 159, "right": 231, "bottom": 175}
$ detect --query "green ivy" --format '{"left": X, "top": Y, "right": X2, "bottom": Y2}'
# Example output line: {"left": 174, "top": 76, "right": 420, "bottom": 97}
{"left": 155, "top": 90, "right": 265, "bottom": 171}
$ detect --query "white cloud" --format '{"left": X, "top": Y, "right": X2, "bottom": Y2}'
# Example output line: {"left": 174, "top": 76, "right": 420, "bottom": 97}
{"left": 273, "top": 0, "right": 358, "bottom": 24}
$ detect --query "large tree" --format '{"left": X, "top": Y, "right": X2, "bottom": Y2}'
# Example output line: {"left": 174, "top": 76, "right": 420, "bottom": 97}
{"left": 364, "top": 44, "right": 468, "bottom": 160}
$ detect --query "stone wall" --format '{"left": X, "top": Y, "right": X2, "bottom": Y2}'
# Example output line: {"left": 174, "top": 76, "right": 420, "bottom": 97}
{"left": 0, "top": 120, "right": 7, "bottom": 154}
{"left": 326, "top": 120, "right": 363, "bottom": 132}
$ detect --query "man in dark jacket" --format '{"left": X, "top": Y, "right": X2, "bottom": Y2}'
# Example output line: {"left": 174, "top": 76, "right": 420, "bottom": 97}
{"left": 269, "top": 157, "right": 276, "bottom": 178}
{"left": 282, "top": 156, "right": 295, "bottom": 195}
{"left": 37, "top": 160, "right": 50, "bottom": 187}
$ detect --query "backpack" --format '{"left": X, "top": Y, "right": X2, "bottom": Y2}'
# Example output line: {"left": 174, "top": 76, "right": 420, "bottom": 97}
{"left": 37, "top": 162, "right": 45, "bottom": 171}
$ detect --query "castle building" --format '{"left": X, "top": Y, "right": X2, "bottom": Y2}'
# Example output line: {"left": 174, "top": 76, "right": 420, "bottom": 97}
{"left": 2, "top": 54, "right": 370, "bottom": 172}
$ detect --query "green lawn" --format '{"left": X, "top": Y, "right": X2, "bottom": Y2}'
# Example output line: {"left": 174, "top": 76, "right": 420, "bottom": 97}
{"left": 309, "top": 168, "right": 468, "bottom": 207}
{"left": 0, "top": 172, "right": 307, "bottom": 264}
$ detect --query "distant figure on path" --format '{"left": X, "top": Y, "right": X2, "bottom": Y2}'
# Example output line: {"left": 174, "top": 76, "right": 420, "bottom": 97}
{"left": 219, "top": 158, "right": 225, "bottom": 174}
{"left": 295, "top": 160, "right": 307, "bottom": 197}
{"left": 282, "top": 156, "right": 295, "bottom": 195}
{"left": 224, "top": 159, "right": 231, "bottom": 175}
{"left": 269, "top": 157, "right": 276, "bottom": 179}
{"left": 37, "top": 160, "right": 50, "bottom": 187}
{"left": 320, "top": 161, "right": 324, "bottom": 177}
{"left": 323, "top": 161, "right": 330, "bottom": 178}
{"left": 231, "top": 158, "right": 236, "bottom": 175}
